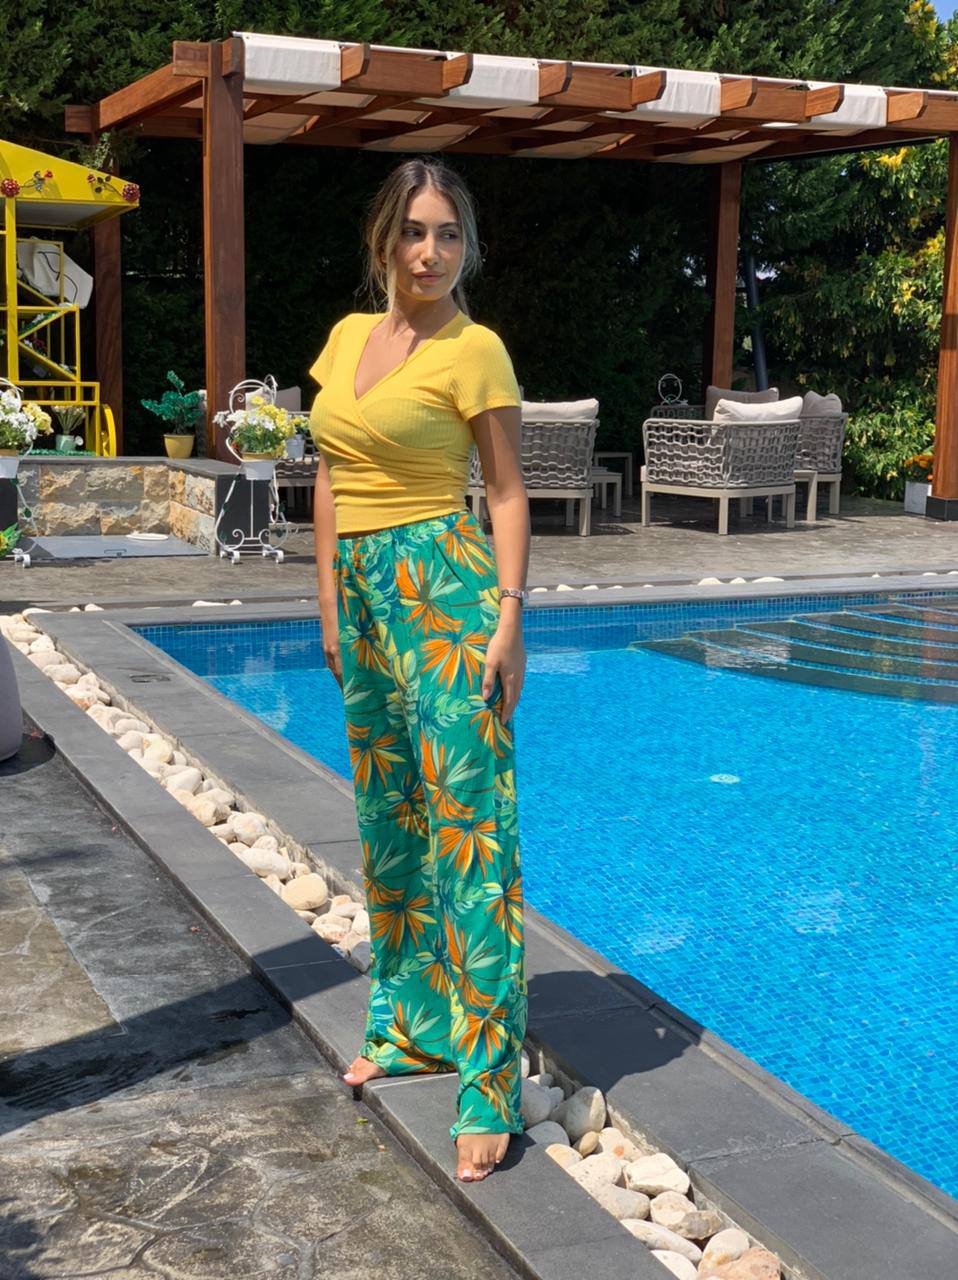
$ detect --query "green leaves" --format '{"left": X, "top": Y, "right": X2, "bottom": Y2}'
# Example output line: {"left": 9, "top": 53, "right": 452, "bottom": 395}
{"left": 140, "top": 370, "right": 203, "bottom": 434}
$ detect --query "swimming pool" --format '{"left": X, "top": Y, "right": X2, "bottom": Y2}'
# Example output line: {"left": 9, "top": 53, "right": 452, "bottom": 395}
{"left": 137, "top": 591, "right": 958, "bottom": 1198}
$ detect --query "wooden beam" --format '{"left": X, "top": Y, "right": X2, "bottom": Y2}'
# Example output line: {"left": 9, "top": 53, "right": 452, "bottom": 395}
{"left": 173, "top": 42, "right": 212, "bottom": 77}
{"left": 721, "top": 79, "right": 845, "bottom": 124}
{"left": 203, "top": 39, "right": 246, "bottom": 463}
{"left": 92, "top": 215, "right": 124, "bottom": 453}
{"left": 244, "top": 93, "right": 311, "bottom": 122}
{"left": 891, "top": 95, "right": 958, "bottom": 132}
{"left": 336, "top": 47, "right": 471, "bottom": 96}
{"left": 704, "top": 162, "right": 742, "bottom": 389}
{"left": 291, "top": 95, "right": 433, "bottom": 140}
{"left": 933, "top": 134, "right": 958, "bottom": 503}
{"left": 64, "top": 105, "right": 95, "bottom": 134}
{"left": 749, "top": 128, "right": 940, "bottom": 163}
{"left": 98, "top": 61, "right": 203, "bottom": 131}
{"left": 539, "top": 65, "right": 665, "bottom": 112}
{"left": 885, "top": 90, "right": 927, "bottom": 124}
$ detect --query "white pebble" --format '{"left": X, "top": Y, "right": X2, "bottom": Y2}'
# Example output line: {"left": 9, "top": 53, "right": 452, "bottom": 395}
{"left": 83, "top": 603, "right": 103, "bottom": 611}
{"left": 164, "top": 767, "right": 203, "bottom": 795}
{"left": 526, "top": 1120, "right": 570, "bottom": 1147}
{"left": 545, "top": 1143, "right": 581, "bottom": 1169}
{"left": 699, "top": 1227, "right": 751, "bottom": 1271}
{"left": 650, "top": 1251, "right": 697, "bottom": 1280}
{"left": 28, "top": 651, "right": 60, "bottom": 672}
{"left": 282, "top": 873, "right": 330, "bottom": 911}
{"left": 47, "top": 663, "right": 80, "bottom": 685}
{"left": 312, "top": 913, "right": 350, "bottom": 944}
{"left": 231, "top": 811, "right": 268, "bottom": 844}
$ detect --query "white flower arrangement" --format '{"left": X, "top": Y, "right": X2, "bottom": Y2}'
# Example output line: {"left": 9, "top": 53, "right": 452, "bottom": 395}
{"left": 0, "top": 389, "right": 53, "bottom": 452}
{"left": 214, "top": 394, "right": 299, "bottom": 458}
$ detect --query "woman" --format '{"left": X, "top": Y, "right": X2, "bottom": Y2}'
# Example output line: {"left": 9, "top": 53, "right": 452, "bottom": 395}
{"left": 308, "top": 157, "right": 531, "bottom": 1184}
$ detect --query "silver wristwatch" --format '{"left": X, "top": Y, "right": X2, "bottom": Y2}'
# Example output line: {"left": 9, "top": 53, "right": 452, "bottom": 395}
{"left": 499, "top": 587, "right": 529, "bottom": 607}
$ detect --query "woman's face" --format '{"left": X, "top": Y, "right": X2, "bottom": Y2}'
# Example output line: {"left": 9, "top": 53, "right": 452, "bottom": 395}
{"left": 390, "top": 184, "right": 464, "bottom": 307}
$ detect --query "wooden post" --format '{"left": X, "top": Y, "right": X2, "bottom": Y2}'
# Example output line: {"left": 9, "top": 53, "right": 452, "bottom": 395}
{"left": 703, "top": 161, "right": 742, "bottom": 391}
{"left": 4, "top": 197, "right": 19, "bottom": 383}
{"left": 203, "top": 38, "right": 246, "bottom": 461}
{"left": 93, "top": 216, "right": 124, "bottom": 453}
{"left": 929, "top": 135, "right": 958, "bottom": 518}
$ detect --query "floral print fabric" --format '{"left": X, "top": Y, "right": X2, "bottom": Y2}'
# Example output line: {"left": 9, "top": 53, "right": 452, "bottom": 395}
{"left": 334, "top": 507, "right": 527, "bottom": 1141}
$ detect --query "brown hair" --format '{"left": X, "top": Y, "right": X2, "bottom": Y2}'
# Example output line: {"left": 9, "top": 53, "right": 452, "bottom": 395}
{"left": 362, "top": 157, "right": 481, "bottom": 316}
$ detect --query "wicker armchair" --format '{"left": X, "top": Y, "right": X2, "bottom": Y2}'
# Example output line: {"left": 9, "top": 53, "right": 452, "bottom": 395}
{"left": 641, "top": 416, "right": 801, "bottom": 535}
{"left": 794, "top": 413, "right": 847, "bottom": 518}
{"left": 467, "top": 414, "right": 599, "bottom": 535}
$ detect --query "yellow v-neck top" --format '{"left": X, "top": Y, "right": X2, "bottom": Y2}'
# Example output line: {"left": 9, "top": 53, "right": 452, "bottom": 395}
{"left": 308, "top": 309, "right": 521, "bottom": 534}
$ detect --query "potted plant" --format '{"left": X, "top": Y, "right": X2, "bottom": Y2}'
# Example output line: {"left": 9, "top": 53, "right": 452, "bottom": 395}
{"left": 215, "top": 387, "right": 299, "bottom": 479}
{"left": 902, "top": 450, "right": 933, "bottom": 515}
{"left": 52, "top": 405, "right": 87, "bottom": 453}
{"left": 0, "top": 383, "right": 52, "bottom": 478}
{"left": 285, "top": 419, "right": 309, "bottom": 460}
{"left": 141, "top": 371, "right": 203, "bottom": 459}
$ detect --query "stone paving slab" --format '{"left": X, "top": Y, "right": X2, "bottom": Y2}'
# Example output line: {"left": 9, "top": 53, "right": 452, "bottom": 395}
{"left": 2, "top": 494, "right": 958, "bottom": 611}
{"left": 0, "top": 735, "right": 517, "bottom": 1280}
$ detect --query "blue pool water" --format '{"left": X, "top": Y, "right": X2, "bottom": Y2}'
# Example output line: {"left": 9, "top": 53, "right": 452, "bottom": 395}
{"left": 138, "top": 592, "right": 958, "bottom": 1198}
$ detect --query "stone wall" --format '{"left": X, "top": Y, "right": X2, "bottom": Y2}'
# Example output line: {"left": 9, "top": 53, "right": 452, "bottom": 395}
{"left": 169, "top": 469, "right": 217, "bottom": 553}
{"left": 17, "top": 462, "right": 170, "bottom": 536}
{"left": 14, "top": 459, "right": 225, "bottom": 551}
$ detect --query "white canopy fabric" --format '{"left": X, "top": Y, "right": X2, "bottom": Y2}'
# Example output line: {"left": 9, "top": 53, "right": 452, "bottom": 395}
{"left": 224, "top": 32, "right": 949, "bottom": 161}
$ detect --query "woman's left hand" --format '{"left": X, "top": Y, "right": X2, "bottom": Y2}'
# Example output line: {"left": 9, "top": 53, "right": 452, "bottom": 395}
{"left": 482, "top": 622, "right": 526, "bottom": 723}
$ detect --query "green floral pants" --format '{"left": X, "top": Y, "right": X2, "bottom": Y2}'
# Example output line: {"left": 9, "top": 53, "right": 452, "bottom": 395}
{"left": 333, "top": 507, "right": 527, "bottom": 1142}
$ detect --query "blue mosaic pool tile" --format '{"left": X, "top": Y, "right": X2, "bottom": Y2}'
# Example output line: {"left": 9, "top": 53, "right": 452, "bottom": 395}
{"left": 135, "top": 589, "right": 958, "bottom": 1199}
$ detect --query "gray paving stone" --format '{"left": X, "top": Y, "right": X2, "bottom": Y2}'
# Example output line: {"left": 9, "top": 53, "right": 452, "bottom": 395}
{"left": 363, "top": 1073, "right": 664, "bottom": 1278}
{"left": 690, "top": 1140, "right": 958, "bottom": 1280}
{"left": 531, "top": 1004, "right": 822, "bottom": 1165}
{"left": 263, "top": 954, "right": 369, "bottom": 1074}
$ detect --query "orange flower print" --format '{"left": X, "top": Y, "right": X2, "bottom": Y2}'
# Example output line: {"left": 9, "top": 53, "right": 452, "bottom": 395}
{"left": 396, "top": 556, "right": 460, "bottom": 635}
{"left": 420, "top": 629, "right": 489, "bottom": 688}
{"left": 437, "top": 513, "right": 496, "bottom": 575}
{"left": 348, "top": 721, "right": 405, "bottom": 788}
{"left": 372, "top": 890, "right": 435, "bottom": 951}
{"left": 436, "top": 815, "right": 500, "bottom": 877}
{"left": 419, "top": 736, "right": 478, "bottom": 821}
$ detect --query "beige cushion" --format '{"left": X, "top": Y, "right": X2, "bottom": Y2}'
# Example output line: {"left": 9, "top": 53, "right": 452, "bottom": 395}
{"left": 801, "top": 390, "right": 843, "bottom": 416}
{"left": 521, "top": 398, "right": 599, "bottom": 422}
{"left": 705, "top": 384, "right": 779, "bottom": 420}
{"left": 273, "top": 386, "right": 302, "bottom": 411}
{"left": 712, "top": 395, "right": 804, "bottom": 423}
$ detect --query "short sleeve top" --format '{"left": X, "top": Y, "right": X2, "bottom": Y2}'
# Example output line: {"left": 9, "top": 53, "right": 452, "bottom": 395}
{"left": 308, "top": 309, "right": 520, "bottom": 534}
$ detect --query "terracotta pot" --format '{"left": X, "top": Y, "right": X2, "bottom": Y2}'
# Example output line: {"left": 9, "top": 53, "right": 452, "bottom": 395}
{"left": 164, "top": 433, "right": 194, "bottom": 459}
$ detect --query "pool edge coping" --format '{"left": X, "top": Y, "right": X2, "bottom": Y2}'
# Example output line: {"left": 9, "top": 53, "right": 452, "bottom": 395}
{"left": 11, "top": 583, "right": 958, "bottom": 1279}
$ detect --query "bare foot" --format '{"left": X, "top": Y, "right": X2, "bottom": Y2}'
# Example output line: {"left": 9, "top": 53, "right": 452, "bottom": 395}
{"left": 343, "top": 1055, "right": 387, "bottom": 1087}
{"left": 455, "top": 1132, "right": 510, "bottom": 1182}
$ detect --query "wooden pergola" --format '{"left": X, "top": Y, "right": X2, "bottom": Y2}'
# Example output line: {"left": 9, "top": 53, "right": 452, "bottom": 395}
{"left": 68, "top": 34, "right": 958, "bottom": 517}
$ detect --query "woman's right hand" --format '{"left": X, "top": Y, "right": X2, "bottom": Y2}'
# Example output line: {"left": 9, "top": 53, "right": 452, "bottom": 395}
{"left": 319, "top": 597, "right": 343, "bottom": 690}
{"left": 312, "top": 456, "right": 344, "bottom": 691}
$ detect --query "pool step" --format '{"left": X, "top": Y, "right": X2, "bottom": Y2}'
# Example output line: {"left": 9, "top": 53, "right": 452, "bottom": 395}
{"left": 641, "top": 600, "right": 958, "bottom": 702}
{"left": 737, "top": 619, "right": 958, "bottom": 661}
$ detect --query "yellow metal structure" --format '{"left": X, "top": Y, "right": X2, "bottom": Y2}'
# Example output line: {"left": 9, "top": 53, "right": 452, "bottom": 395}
{"left": 0, "top": 138, "right": 138, "bottom": 455}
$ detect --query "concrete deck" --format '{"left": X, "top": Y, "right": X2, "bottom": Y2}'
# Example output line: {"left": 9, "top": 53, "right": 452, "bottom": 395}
{"left": 1, "top": 495, "right": 955, "bottom": 610}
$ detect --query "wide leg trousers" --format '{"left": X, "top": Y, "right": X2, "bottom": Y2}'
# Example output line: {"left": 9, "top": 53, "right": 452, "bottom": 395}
{"left": 333, "top": 507, "right": 527, "bottom": 1141}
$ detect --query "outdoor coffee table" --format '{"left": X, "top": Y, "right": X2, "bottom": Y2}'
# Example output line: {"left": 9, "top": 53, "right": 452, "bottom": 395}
{"left": 594, "top": 450, "right": 634, "bottom": 496}
{"left": 590, "top": 466, "right": 622, "bottom": 518}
